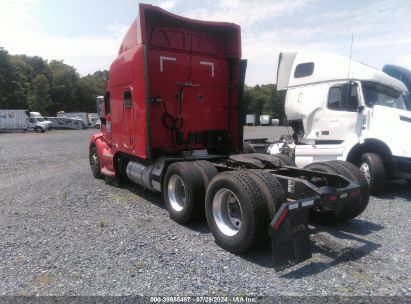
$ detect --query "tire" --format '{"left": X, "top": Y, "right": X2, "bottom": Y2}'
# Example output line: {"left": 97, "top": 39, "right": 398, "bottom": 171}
{"left": 192, "top": 160, "right": 218, "bottom": 189}
{"left": 34, "top": 127, "right": 42, "bottom": 133}
{"left": 205, "top": 170, "right": 268, "bottom": 253}
{"left": 326, "top": 161, "right": 370, "bottom": 221}
{"left": 163, "top": 162, "right": 205, "bottom": 224}
{"left": 303, "top": 162, "right": 341, "bottom": 225}
{"left": 191, "top": 160, "right": 219, "bottom": 219}
{"left": 270, "top": 154, "right": 297, "bottom": 167}
{"left": 89, "top": 146, "right": 103, "bottom": 179}
{"left": 359, "top": 153, "right": 385, "bottom": 195}
{"left": 247, "top": 170, "right": 286, "bottom": 219}
{"left": 304, "top": 161, "right": 370, "bottom": 224}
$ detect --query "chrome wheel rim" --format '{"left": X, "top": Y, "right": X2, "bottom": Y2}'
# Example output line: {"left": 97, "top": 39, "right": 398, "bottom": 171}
{"left": 212, "top": 188, "right": 242, "bottom": 237}
{"left": 90, "top": 152, "right": 99, "bottom": 171}
{"left": 168, "top": 175, "right": 186, "bottom": 212}
{"left": 360, "top": 162, "right": 371, "bottom": 184}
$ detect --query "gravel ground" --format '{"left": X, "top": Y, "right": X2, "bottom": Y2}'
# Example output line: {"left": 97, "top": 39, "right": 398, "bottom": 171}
{"left": 0, "top": 129, "right": 410, "bottom": 297}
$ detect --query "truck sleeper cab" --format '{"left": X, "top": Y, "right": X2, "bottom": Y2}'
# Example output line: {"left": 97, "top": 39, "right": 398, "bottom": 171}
{"left": 89, "top": 4, "right": 369, "bottom": 270}
{"left": 270, "top": 51, "right": 411, "bottom": 194}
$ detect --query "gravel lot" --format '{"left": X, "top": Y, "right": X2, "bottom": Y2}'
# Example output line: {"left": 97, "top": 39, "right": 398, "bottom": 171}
{"left": 0, "top": 129, "right": 410, "bottom": 297}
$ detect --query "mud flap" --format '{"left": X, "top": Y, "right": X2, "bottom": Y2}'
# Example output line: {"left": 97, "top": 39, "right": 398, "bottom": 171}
{"left": 269, "top": 200, "right": 313, "bottom": 271}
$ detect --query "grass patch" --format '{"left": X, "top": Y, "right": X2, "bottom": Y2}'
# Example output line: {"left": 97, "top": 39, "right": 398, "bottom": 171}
{"left": 98, "top": 219, "right": 107, "bottom": 228}
{"left": 33, "top": 274, "right": 53, "bottom": 287}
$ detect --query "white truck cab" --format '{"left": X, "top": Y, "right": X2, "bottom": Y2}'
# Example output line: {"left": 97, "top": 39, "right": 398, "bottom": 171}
{"left": 27, "top": 117, "right": 48, "bottom": 132}
{"left": 269, "top": 51, "right": 411, "bottom": 194}
{"left": 30, "top": 112, "right": 53, "bottom": 130}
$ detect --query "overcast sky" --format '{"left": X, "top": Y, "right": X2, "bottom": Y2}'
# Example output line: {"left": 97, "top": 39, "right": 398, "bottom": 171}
{"left": 1, "top": 0, "right": 410, "bottom": 85}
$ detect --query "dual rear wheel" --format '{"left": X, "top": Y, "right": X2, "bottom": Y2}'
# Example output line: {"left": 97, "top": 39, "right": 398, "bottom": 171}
{"left": 163, "top": 162, "right": 286, "bottom": 253}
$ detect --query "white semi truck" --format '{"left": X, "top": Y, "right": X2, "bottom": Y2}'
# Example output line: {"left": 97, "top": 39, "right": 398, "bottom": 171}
{"left": 0, "top": 110, "right": 48, "bottom": 132}
{"left": 268, "top": 52, "right": 411, "bottom": 194}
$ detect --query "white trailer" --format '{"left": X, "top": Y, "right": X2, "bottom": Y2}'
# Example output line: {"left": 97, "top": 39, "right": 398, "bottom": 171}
{"left": 46, "top": 117, "right": 87, "bottom": 129}
{"left": 268, "top": 51, "right": 411, "bottom": 194}
{"left": 245, "top": 114, "right": 256, "bottom": 126}
{"left": 57, "top": 112, "right": 89, "bottom": 126}
{"left": 0, "top": 110, "right": 48, "bottom": 132}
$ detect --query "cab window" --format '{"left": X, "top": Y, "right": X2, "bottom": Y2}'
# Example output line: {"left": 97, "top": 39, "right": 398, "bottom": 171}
{"left": 327, "top": 83, "right": 359, "bottom": 112}
{"left": 124, "top": 91, "right": 132, "bottom": 108}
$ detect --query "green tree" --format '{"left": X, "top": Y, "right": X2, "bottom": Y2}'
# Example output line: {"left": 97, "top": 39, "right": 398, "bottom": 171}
{"left": 49, "top": 60, "right": 80, "bottom": 112}
{"left": 28, "top": 74, "right": 50, "bottom": 113}
{"left": 0, "top": 48, "right": 26, "bottom": 109}
{"left": 243, "top": 83, "right": 286, "bottom": 124}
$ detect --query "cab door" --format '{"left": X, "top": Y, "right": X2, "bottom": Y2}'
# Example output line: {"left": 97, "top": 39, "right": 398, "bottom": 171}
{"left": 122, "top": 89, "right": 134, "bottom": 150}
{"left": 27, "top": 118, "right": 36, "bottom": 129}
{"left": 316, "top": 82, "right": 361, "bottom": 142}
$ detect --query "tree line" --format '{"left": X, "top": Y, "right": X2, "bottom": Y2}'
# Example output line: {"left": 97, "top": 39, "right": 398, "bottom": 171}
{"left": 0, "top": 47, "right": 285, "bottom": 121}
{"left": 0, "top": 47, "right": 107, "bottom": 115}
{"left": 243, "top": 84, "right": 286, "bottom": 124}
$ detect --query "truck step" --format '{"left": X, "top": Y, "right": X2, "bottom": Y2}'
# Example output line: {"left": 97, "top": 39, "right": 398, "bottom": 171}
{"left": 101, "top": 167, "right": 116, "bottom": 177}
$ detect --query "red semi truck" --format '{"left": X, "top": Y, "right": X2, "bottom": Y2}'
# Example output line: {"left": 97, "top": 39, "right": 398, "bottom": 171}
{"left": 89, "top": 4, "right": 369, "bottom": 269}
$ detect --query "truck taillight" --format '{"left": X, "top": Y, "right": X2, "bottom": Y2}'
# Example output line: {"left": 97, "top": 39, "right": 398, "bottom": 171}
{"left": 349, "top": 191, "right": 360, "bottom": 198}
{"left": 326, "top": 194, "right": 338, "bottom": 202}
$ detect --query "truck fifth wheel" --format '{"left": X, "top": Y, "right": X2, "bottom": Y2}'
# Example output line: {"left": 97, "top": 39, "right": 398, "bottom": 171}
{"left": 89, "top": 3, "right": 369, "bottom": 270}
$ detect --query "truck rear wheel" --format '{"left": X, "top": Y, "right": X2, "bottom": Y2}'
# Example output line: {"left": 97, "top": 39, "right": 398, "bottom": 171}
{"left": 304, "top": 162, "right": 341, "bottom": 225}
{"left": 192, "top": 160, "right": 218, "bottom": 189}
{"left": 248, "top": 170, "right": 286, "bottom": 219}
{"left": 304, "top": 161, "right": 369, "bottom": 224}
{"left": 359, "top": 153, "right": 385, "bottom": 195}
{"left": 163, "top": 162, "right": 204, "bottom": 224}
{"left": 205, "top": 171, "right": 269, "bottom": 253}
{"left": 326, "top": 161, "right": 370, "bottom": 220}
{"left": 89, "top": 146, "right": 102, "bottom": 179}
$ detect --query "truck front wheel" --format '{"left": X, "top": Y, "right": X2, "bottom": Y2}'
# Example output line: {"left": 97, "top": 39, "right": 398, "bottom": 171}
{"left": 359, "top": 153, "right": 385, "bottom": 195}
{"left": 163, "top": 162, "right": 204, "bottom": 224}
{"left": 89, "top": 146, "right": 102, "bottom": 179}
